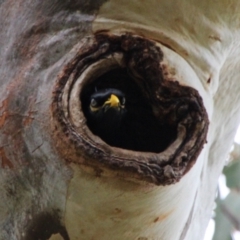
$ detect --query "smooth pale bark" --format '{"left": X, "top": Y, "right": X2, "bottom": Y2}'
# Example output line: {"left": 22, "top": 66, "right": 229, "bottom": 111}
{"left": 0, "top": 1, "right": 240, "bottom": 240}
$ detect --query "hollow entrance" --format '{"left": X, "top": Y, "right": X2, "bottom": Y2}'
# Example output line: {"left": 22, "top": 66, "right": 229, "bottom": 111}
{"left": 53, "top": 33, "right": 209, "bottom": 184}
{"left": 81, "top": 67, "right": 177, "bottom": 153}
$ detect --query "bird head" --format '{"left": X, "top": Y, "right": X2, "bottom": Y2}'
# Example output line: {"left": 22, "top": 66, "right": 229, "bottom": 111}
{"left": 86, "top": 88, "right": 126, "bottom": 144}
{"left": 89, "top": 89, "right": 126, "bottom": 113}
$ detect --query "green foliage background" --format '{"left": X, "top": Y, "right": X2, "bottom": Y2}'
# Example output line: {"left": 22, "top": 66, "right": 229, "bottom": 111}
{"left": 212, "top": 143, "right": 240, "bottom": 240}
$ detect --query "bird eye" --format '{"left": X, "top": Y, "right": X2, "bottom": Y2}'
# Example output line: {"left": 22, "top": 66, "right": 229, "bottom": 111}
{"left": 90, "top": 98, "right": 97, "bottom": 107}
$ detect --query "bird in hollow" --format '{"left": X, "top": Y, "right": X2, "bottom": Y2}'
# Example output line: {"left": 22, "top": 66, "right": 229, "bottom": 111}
{"left": 86, "top": 88, "right": 127, "bottom": 146}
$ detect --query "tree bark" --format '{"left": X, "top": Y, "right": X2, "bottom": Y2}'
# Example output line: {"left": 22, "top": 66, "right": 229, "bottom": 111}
{"left": 0, "top": 1, "right": 240, "bottom": 240}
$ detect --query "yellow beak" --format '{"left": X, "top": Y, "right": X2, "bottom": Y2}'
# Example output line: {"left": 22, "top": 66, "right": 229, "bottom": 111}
{"left": 104, "top": 94, "right": 120, "bottom": 108}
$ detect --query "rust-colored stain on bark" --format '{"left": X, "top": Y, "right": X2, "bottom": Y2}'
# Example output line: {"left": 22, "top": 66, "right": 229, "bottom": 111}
{"left": 153, "top": 210, "right": 173, "bottom": 223}
{"left": 22, "top": 96, "right": 37, "bottom": 126}
{"left": 114, "top": 208, "right": 122, "bottom": 214}
{"left": 23, "top": 110, "right": 35, "bottom": 126}
{"left": 0, "top": 111, "right": 9, "bottom": 128}
{"left": 0, "top": 99, "right": 9, "bottom": 128}
{"left": 0, "top": 147, "right": 13, "bottom": 168}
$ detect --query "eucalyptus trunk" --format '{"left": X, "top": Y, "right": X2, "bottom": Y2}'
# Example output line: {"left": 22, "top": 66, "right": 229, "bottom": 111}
{"left": 1, "top": 1, "right": 240, "bottom": 240}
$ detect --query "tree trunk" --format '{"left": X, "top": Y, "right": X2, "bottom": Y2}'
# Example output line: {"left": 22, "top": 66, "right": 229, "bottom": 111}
{"left": 1, "top": 1, "right": 240, "bottom": 240}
